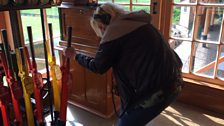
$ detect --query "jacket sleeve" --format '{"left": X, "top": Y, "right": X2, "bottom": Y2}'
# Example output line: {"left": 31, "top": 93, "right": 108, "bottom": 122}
{"left": 75, "top": 41, "right": 120, "bottom": 74}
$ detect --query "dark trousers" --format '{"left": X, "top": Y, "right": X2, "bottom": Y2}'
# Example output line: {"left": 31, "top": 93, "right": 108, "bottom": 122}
{"left": 117, "top": 92, "right": 179, "bottom": 126}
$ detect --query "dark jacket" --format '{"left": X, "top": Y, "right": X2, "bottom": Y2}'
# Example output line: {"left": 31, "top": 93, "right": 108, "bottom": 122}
{"left": 75, "top": 11, "right": 183, "bottom": 108}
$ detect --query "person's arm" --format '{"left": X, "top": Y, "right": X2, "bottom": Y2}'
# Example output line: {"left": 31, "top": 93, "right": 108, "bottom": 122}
{"left": 75, "top": 41, "right": 120, "bottom": 74}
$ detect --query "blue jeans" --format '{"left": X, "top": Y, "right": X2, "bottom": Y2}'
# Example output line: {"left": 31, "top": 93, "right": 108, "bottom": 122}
{"left": 117, "top": 91, "right": 180, "bottom": 126}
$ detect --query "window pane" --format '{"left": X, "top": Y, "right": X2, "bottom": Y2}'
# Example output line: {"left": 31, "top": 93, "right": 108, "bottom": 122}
{"left": 195, "top": 7, "right": 223, "bottom": 43}
{"left": 217, "top": 45, "right": 224, "bottom": 79}
{"left": 169, "top": 40, "right": 191, "bottom": 73}
{"left": 171, "top": 6, "right": 195, "bottom": 39}
{"left": 132, "top": 0, "right": 150, "bottom": 4}
{"left": 174, "top": 0, "right": 196, "bottom": 4}
{"left": 28, "top": 43, "right": 47, "bottom": 70}
{"left": 199, "top": 0, "right": 224, "bottom": 4}
{"left": 46, "top": 7, "right": 60, "bottom": 37}
{"left": 114, "top": 0, "right": 129, "bottom": 4}
{"left": 21, "top": 9, "right": 42, "bottom": 43}
{"left": 132, "top": 6, "right": 150, "bottom": 12}
{"left": 21, "top": 10, "right": 46, "bottom": 70}
{"left": 192, "top": 43, "right": 218, "bottom": 77}
{"left": 21, "top": 8, "right": 60, "bottom": 70}
{"left": 98, "top": 0, "right": 112, "bottom": 3}
{"left": 46, "top": 7, "right": 61, "bottom": 65}
{"left": 123, "top": 5, "right": 131, "bottom": 11}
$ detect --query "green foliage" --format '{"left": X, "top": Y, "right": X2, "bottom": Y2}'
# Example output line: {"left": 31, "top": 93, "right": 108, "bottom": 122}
{"left": 132, "top": 6, "right": 150, "bottom": 12}
{"left": 98, "top": 0, "right": 151, "bottom": 3}
{"left": 172, "top": 8, "right": 181, "bottom": 25}
{"left": 99, "top": 0, "right": 151, "bottom": 12}
{"left": 174, "top": 0, "right": 181, "bottom": 3}
{"left": 21, "top": 7, "right": 60, "bottom": 43}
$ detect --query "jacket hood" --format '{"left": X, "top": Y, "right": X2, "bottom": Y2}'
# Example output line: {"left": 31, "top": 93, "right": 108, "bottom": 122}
{"left": 100, "top": 11, "right": 151, "bottom": 43}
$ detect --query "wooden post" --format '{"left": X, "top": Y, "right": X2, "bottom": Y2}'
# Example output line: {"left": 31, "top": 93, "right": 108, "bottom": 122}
{"left": 209, "top": 0, "right": 215, "bottom": 26}
{"left": 194, "top": 6, "right": 203, "bottom": 40}
{"left": 202, "top": 0, "right": 214, "bottom": 43}
{"left": 0, "top": 12, "right": 14, "bottom": 50}
{"left": 0, "top": 12, "right": 6, "bottom": 29}
{"left": 202, "top": 7, "right": 212, "bottom": 40}
{"left": 210, "top": 7, "right": 215, "bottom": 27}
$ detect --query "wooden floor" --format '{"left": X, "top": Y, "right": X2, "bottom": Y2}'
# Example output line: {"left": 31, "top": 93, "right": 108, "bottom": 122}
{"left": 45, "top": 102, "right": 224, "bottom": 126}
{"left": 147, "top": 102, "right": 224, "bottom": 126}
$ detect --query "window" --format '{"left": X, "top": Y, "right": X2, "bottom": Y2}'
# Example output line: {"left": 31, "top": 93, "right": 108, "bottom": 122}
{"left": 46, "top": 7, "right": 61, "bottom": 65}
{"left": 169, "top": 0, "right": 224, "bottom": 85}
{"left": 20, "top": 7, "right": 60, "bottom": 71}
{"left": 98, "top": 0, "right": 224, "bottom": 85}
{"left": 98, "top": 0, "right": 161, "bottom": 30}
{"left": 98, "top": 0, "right": 151, "bottom": 12}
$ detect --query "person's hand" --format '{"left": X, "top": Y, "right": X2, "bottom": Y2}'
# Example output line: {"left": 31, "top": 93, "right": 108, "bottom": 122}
{"left": 63, "top": 47, "right": 76, "bottom": 58}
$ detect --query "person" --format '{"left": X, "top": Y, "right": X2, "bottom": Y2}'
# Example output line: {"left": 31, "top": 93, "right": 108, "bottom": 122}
{"left": 64, "top": 2, "right": 183, "bottom": 126}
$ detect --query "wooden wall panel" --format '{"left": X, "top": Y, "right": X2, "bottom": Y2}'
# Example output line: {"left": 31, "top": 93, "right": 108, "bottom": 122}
{"left": 177, "top": 81, "right": 224, "bottom": 116}
{"left": 0, "top": 12, "right": 14, "bottom": 49}
{"left": 0, "top": 12, "right": 6, "bottom": 29}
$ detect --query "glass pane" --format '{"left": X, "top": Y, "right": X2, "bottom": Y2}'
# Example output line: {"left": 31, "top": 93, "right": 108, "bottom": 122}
{"left": 46, "top": 7, "right": 61, "bottom": 65}
{"left": 123, "top": 5, "right": 131, "bottom": 11}
{"left": 174, "top": 0, "right": 196, "bottom": 4}
{"left": 98, "top": 0, "right": 112, "bottom": 3}
{"left": 46, "top": 7, "right": 60, "bottom": 37}
{"left": 21, "top": 9, "right": 42, "bottom": 43}
{"left": 132, "top": 6, "right": 150, "bottom": 12}
{"left": 30, "top": 43, "right": 47, "bottom": 70}
{"left": 192, "top": 43, "right": 218, "bottom": 77}
{"left": 21, "top": 10, "right": 46, "bottom": 70}
{"left": 169, "top": 39, "right": 192, "bottom": 73}
{"left": 114, "top": 0, "right": 129, "bottom": 4}
{"left": 170, "top": 6, "right": 195, "bottom": 39}
{"left": 195, "top": 7, "right": 223, "bottom": 43}
{"left": 132, "top": 0, "right": 150, "bottom": 4}
{"left": 217, "top": 45, "right": 224, "bottom": 79}
{"left": 200, "top": 0, "right": 224, "bottom": 4}
{"left": 21, "top": 10, "right": 54, "bottom": 70}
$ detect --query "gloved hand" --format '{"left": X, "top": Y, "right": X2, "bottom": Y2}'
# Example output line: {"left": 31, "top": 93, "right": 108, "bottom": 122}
{"left": 63, "top": 47, "right": 76, "bottom": 59}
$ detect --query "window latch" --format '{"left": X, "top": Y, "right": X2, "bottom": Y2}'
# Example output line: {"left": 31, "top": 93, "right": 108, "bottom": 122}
{"left": 153, "top": 2, "right": 158, "bottom": 14}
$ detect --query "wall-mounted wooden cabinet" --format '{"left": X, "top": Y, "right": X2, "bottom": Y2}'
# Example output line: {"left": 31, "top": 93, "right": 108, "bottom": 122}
{"left": 58, "top": 4, "right": 119, "bottom": 118}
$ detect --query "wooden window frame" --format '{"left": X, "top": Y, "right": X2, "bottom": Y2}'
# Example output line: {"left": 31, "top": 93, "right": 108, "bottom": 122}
{"left": 98, "top": 0, "right": 151, "bottom": 11}
{"left": 91, "top": 0, "right": 224, "bottom": 87}
{"left": 167, "top": 0, "right": 224, "bottom": 86}
{"left": 98, "top": 0, "right": 162, "bottom": 30}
